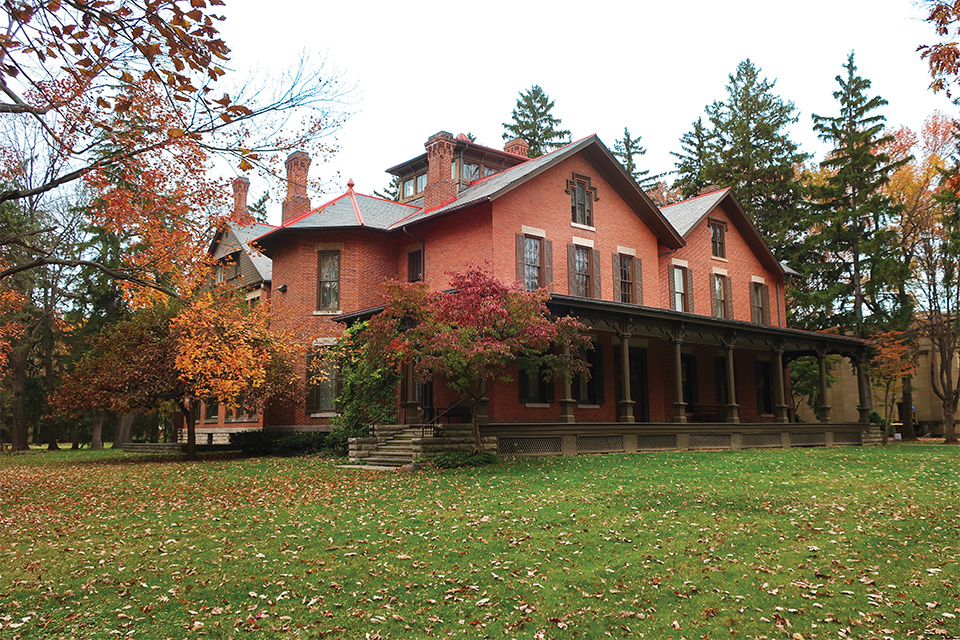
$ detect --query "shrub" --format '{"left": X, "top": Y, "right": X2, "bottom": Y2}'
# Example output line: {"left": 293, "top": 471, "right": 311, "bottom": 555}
{"left": 430, "top": 451, "right": 498, "bottom": 469}
{"left": 230, "top": 431, "right": 341, "bottom": 457}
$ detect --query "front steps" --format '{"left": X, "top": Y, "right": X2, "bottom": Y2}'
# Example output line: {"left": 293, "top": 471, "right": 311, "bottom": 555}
{"left": 359, "top": 426, "right": 417, "bottom": 467}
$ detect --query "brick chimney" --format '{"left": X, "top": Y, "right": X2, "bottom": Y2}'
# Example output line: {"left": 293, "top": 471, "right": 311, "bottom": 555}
{"left": 504, "top": 137, "right": 530, "bottom": 158}
{"left": 698, "top": 184, "right": 722, "bottom": 195}
{"left": 231, "top": 176, "right": 252, "bottom": 223}
{"left": 423, "top": 131, "right": 457, "bottom": 210}
{"left": 281, "top": 151, "right": 312, "bottom": 223}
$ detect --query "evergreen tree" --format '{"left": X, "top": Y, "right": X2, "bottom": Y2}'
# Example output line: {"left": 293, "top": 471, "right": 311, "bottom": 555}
{"left": 803, "top": 52, "right": 907, "bottom": 336}
{"left": 613, "top": 127, "right": 661, "bottom": 190}
{"left": 374, "top": 175, "right": 402, "bottom": 202}
{"left": 502, "top": 85, "right": 571, "bottom": 158}
{"left": 672, "top": 117, "right": 715, "bottom": 198}
{"left": 248, "top": 192, "right": 270, "bottom": 223}
{"left": 673, "top": 60, "right": 808, "bottom": 255}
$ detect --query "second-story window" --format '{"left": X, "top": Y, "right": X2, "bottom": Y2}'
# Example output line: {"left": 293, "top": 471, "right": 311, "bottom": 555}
{"left": 712, "top": 274, "right": 731, "bottom": 319}
{"left": 751, "top": 282, "right": 770, "bottom": 323}
{"left": 523, "top": 236, "right": 542, "bottom": 290}
{"left": 710, "top": 220, "right": 726, "bottom": 258}
{"left": 574, "top": 246, "right": 592, "bottom": 297}
{"left": 618, "top": 255, "right": 634, "bottom": 304}
{"left": 408, "top": 249, "right": 424, "bottom": 283}
{"left": 317, "top": 250, "right": 340, "bottom": 311}
{"left": 673, "top": 266, "right": 688, "bottom": 312}
{"left": 566, "top": 174, "right": 598, "bottom": 227}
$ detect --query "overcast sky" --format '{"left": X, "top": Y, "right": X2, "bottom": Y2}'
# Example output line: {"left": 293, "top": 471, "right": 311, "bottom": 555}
{"left": 217, "top": 0, "right": 955, "bottom": 223}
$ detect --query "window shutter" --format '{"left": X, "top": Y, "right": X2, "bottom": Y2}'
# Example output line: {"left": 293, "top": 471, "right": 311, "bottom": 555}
{"left": 724, "top": 276, "right": 733, "bottom": 319}
{"left": 686, "top": 268, "right": 695, "bottom": 314}
{"left": 612, "top": 254, "right": 622, "bottom": 302}
{"left": 305, "top": 355, "right": 318, "bottom": 414}
{"left": 669, "top": 266, "right": 677, "bottom": 310}
{"left": 710, "top": 274, "right": 719, "bottom": 317}
{"left": 567, "top": 244, "right": 576, "bottom": 295}
{"left": 762, "top": 284, "right": 771, "bottom": 324}
{"left": 593, "top": 250, "right": 601, "bottom": 299}
{"left": 635, "top": 257, "right": 643, "bottom": 305}
{"left": 595, "top": 343, "right": 605, "bottom": 405}
{"left": 515, "top": 233, "right": 524, "bottom": 284}
{"left": 544, "top": 240, "right": 553, "bottom": 287}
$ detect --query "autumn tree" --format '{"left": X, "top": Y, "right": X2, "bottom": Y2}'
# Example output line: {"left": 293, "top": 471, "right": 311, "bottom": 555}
{"left": 919, "top": 1, "right": 960, "bottom": 96}
{"left": 502, "top": 85, "right": 570, "bottom": 158}
{"left": 364, "top": 267, "right": 590, "bottom": 453}
{"left": 867, "top": 331, "right": 917, "bottom": 444}
{"left": 673, "top": 60, "right": 808, "bottom": 256}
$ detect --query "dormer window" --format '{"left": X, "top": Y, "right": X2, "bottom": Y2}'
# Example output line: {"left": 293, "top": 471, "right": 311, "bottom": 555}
{"left": 464, "top": 163, "right": 480, "bottom": 181}
{"left": 566, "top": 173, "right": 598, "bottom": 227}
{"left": 402, "top": 173, "right": 428, "bottom": 199}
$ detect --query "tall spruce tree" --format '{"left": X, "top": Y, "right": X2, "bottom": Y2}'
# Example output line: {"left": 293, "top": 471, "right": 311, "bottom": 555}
{"left": 502, "top": 85, "right": 571, "bottom": 158}
{"left": 673, "top": 60, "right": 808, "bottom": 256}
{"left": 803, "top": 52, "right": 907, "bottom": 336}
{"left": 613, "top": 127, "right": 661, "bottom": 190}
{"left": 672, "top": 117, "right": 715, "bottom": 198}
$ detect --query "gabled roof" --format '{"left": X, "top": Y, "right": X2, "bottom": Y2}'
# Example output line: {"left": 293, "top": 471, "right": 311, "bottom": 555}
{"left": 389, "top": 135, "right": 685, "bottom": 249}
{"left": 255, "top": 183, "right": 419, "bottom": 250}
{"left": 660, "top": 188, "right": 784, "bottom": 275}
{"left": 209, "top": 220, "right": 275, "bottom": 282}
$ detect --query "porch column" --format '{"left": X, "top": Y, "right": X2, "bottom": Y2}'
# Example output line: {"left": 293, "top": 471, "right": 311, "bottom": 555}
{"left": 816, "top": 347, "right": 832, "bottom": 423}
{"left": 671, "top": 332, "right": 687, "bottom": 423}
{"left": 773, "top": 343, "right": 789, "bottom": 424}
{"left": 723, "top": 336, "right": 739, "bottom": 424}
{"left": 559, "top": 344, "right": 576, "bottom": 423}
{"left": 855, "top": 357, "right": 872, "bottom": 424}
{"left": 402, "top": 362, "right": 419, "bottom": 424}
{"left": 617, "top": 331, "right": 635, "bottom": 423}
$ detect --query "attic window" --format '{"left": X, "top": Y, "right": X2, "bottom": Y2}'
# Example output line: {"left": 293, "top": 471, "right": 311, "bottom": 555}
{"left": 403, "top": 173, "right": 428, "bottom": 199}
{"left": 566, "top": 174, "right": 598, "bottom": 227}
{"left": 464, "top": 163, "right": 480, "bottom": 181}
{"left": 710, "top": 219, "right": 727, "bottom": 259}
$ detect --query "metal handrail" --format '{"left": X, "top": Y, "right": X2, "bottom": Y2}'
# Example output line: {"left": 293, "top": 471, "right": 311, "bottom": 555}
{"left": 419, "top": 400, "right": 468, "bottom": 436}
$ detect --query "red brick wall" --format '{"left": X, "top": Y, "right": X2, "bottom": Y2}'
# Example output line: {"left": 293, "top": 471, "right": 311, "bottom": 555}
{"left": 658, "top": 200, "right": 786, "bottom": 325}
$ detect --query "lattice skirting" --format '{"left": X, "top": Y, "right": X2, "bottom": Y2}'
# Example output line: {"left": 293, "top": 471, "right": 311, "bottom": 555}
{"left": 636, "top": 434, "right": 678, "bottom": 450}
{"left": 497, "top": 436, "right": 562, "bottom": 456}
{"left": 577, "top": 435, "right": 624, "bottom": 453}
{"left": 742, "top": 432, "right": 782, "bottom": 448}
{"left": 689, "top": 433, "right": 732, "bottom": 449}
{"left": 791, "top": 432, "right": 826, "bottom": 446}
{"left": 833, "top": 431, "right": 862, "bottom": 444}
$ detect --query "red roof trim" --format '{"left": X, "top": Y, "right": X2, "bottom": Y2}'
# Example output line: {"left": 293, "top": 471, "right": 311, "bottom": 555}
{"left": 660, "top": 187, "right": 731, "bottom": 209}
{"left": 348, "top": 190, "right": 365, "bottom": 226}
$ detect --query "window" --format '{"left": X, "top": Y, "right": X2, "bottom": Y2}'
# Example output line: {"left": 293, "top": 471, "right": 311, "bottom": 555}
{"left": 215, "top": 252, "right": 240, "bottom": 283}
{"left": 681, "top": 353, "right": 698, "bottom": 406}
{"left": 463, "top": 163, "right": 480, "bottom": 181}
{"left": 403, "top": 178, "right": 415, "bottom": 198}
{"left": 519, "top": 361, "right": 554, "bottom": 404}
{"left": 483, "top": 166, "right": 498, "bottom": 178}
{"left": 715, "top": 357, "right": 737, "bottom": 405}
{"left": 566, "top": 174, "right": 598, "bottom": 226}
{"left": 574, "top": 246, "right": 591, "bottom": 297}
{"left": 203, "top": 399, "right": 218, "bottom": 422}
{"left": 755, "top": 361, "right": 774, "bottom": 415}
{"left": 573, "top": 342, "right": 604, "bottom": 405}
{"left": 306, "top": 353, "right": 339, "bottom": 415}
{"left": 710, "top": 220, "right": 726, "bottom": 258}
{"left": 523, "top": 236, "right": 543, "bottom": 290}
{"left": 317, "top": 251, "right": 340, "bottom": 311}
{"left": 711, "top": 274, "right": 731, "bottom": 319}
{"left": 672, "top": 265, "right": 690, "bottom": 312}
{"left": 614, "top": 254, "right": 638, "bottom": 304}
{"left": 408, "top": 249, "right": 424, "bottom": 282}
{"left": 751, "top": 282, "right": 770, "bottom": 324}
{"left": 416, "top": 173, "right": 428, "bottom": 193}
{"left": 517, "top": 233, "right": 552, "bottom": 291}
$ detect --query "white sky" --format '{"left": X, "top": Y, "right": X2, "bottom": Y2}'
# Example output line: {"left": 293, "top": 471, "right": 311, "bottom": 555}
{"left": 217, "top": 0, "right": 955, "bottom": 223}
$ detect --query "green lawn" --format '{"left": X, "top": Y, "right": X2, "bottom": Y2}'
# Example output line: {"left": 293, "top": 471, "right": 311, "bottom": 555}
{"left": 1, "top": 446, "right": 958, "bottom": 639}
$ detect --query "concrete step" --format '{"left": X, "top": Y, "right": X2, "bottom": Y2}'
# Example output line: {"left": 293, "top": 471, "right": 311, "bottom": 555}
{"left": 364, "top": 452, "right": 414, "bottom": 465}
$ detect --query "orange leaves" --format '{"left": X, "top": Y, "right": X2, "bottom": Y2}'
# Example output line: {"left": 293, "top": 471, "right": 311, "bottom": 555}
{"left": 920, "top": 2, "right": 960, "bottom": 95}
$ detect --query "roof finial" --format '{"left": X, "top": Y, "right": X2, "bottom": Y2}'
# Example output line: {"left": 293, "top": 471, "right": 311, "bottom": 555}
{"left": 347, "top": 178, "right": 355, "bottom": 190}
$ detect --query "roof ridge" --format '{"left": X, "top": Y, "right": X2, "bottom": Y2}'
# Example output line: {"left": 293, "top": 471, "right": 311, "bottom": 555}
{"left": 661, "top": 187, "right": 730, "bottom": 208}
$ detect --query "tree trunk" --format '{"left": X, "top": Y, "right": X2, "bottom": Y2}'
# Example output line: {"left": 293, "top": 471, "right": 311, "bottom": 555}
{"left": 115, "top": 410, "right": 142, "bottom": 446}
{"left": 91, "top": 414, "right": 104, "bottom": 450}
{"left": 901, "top": 374, "right": 917, "bottom": 441}
{"left": 71, "top": 422, "right": 80, "bottom": 450}
{"left": 45, "top": 418, "right": 60, "bottom": 451}
{"left": 944, "top": 399, "right": 959, "bottom": 445}
{"left": 9, "top": 345, "right": 28, "bottom": 451}
{"left": 180, "top": 400, "right": 197, "bottom": 460}
{"left": 468, "top": 396, "right": 483, "bottom": 455}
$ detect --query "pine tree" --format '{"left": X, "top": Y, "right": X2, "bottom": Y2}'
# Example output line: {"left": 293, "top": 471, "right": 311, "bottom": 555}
{"left": 248, "top": 192, "right": 271, "bottom": 223}
{"left": 673, "top": 60, "right": 808, "bottom": 255}
{"left": 374, "top": 175, "right": 402, "bottom": 202}
{"left": 672, "top": 117, "right": 715, "bottom": 198}
{"left": 613, "top": 127, "right": 661, "bottom": 190}
{"left": 502, "top": 85, "right": 571, "bottom": 158}
{"left": 804, "top": 52, "right": 908, "bottom": 336}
